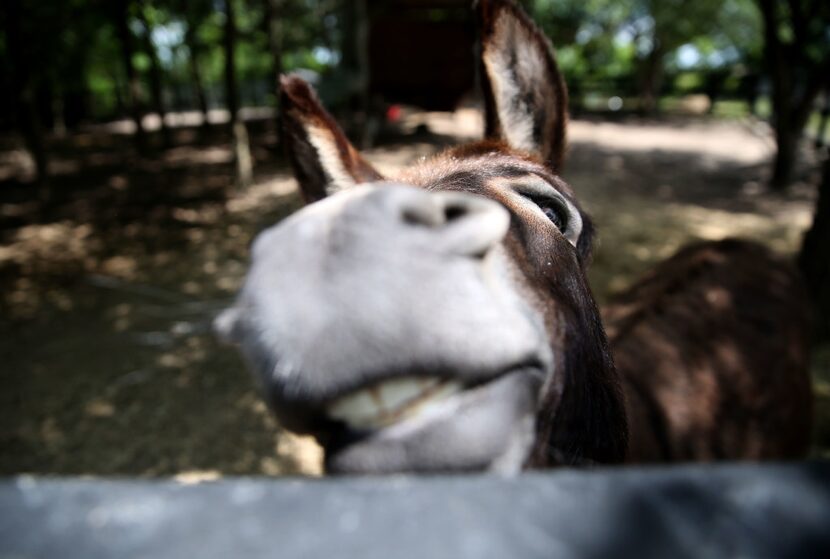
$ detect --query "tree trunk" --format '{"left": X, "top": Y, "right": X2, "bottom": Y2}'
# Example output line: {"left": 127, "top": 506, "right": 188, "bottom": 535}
{"left": 2, "top": 0, "right": 50, "bottom": 191}
{"left": 638, "top": 43, "right": 664, "bottom": 116}
{"left": 816, "top": 91, "right": 829, "bottom": 150}
{"left": 114, "top": 0, "right": 147, "bottom": 154}
{"left": 768, "top": 86, "right": 818, "bottom": 189}
{"left": 765, "top": 47, "right": 801, "bottom": 190}
{"left": 111, "top": 68, "right": 127, "bottom": 118}
{"left": 757, "top": 0, "right": 826, "bottom": 189}
{"left": 263, "top": 0, "right": 283, "bottom": 145}
{"left": 51, "top": 74, "right": 67, "bottom": 137}
{"left": 223, "top": 0, "right": 253, "bottom": 187}
{"left": 339, "top": 0, "right": 371, "bottom": 147}
{"left": 184, "top": 22, "right": 210, "bottom": 129}
{"left": 704, "top": 70, "right": 728, "bottom": 115}
{"left": 139, "top": 6, "right": 171, "bottom": 147}
{"left": 265, "top": 0, "right": 283, "bottom": 90}
{"left": 189, "top": 56, "right": 210, "bottom": 128}
{"left": 798, "top": 150, "right": 830, "bottom": 342}
{"left": 740, "top": 73, "right": 760, "bottom": 117}
{"left": 771, "top": 123, "right": 798, "bottom": 189}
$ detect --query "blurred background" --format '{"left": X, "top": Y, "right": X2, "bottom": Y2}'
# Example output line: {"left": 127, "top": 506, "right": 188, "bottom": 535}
{"left": 1, "top": 0, "right": 828, "bottom": 478}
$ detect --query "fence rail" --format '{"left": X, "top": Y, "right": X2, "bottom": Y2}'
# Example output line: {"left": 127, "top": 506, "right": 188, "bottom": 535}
{"left": 2, "top": 462, "right": 829, "bottom": 559}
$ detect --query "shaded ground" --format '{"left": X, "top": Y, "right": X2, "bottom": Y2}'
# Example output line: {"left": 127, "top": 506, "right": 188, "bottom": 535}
{"left": 1, "top": 109, "right": 827, "bottom": 478}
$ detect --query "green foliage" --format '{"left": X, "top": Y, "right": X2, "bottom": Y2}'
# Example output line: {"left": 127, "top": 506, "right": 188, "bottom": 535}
{"left": 0, "top": 0, "right": 794, "bottom": 125}
{"left": 528, "top": 0, "right": 639, "bottom": 100}
{"left": 0, "top": 0, "right": 346, "bottom": 125}
{"left": 524, "top": 0, "right": 766, "bottom": 106}
{"left": 673, "top": 72, "right": 704, "bottom": 93}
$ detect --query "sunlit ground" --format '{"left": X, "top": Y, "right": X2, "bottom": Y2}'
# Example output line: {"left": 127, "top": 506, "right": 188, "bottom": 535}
{"left": 1, "top": 107, "right": 826, "bottom": 478}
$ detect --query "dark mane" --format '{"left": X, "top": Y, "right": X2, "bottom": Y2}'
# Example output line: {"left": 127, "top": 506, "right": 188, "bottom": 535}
{"left": 522, "top": 234, "right": 628, "bottom": 466}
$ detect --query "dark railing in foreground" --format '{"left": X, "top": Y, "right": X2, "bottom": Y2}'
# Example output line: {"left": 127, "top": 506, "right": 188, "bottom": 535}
{"left": 2, "top": 462, "right": 829, "bottom": 559}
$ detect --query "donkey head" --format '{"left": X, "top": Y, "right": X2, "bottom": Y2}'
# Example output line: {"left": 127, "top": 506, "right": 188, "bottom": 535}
{"left": 217, "top": 0, "right": 627, "bottom": 474}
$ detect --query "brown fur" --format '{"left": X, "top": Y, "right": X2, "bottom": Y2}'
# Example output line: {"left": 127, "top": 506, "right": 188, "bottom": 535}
{"left": 605, "top": 239, "right": 812, "bottom": 462}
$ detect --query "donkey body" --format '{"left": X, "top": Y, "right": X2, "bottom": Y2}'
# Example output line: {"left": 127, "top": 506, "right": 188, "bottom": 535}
{"left": 217, "top": 0, "right": 811, "bottom": 473}
{"left": 608, "top": 239, "right": 812, "bottom": 462}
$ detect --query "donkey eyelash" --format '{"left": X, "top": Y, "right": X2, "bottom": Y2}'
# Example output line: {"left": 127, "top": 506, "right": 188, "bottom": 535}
{"left": 519, "top": 191, "right": 571, "bottom": 231}
{"left": 512, "top": 185, "right": 583, "bottom": 247}
{"left": 528, "top": 195, "right": 569, "bottom": 231}
{"left": 539, "top": 201, "right": 568, "bottom": 232}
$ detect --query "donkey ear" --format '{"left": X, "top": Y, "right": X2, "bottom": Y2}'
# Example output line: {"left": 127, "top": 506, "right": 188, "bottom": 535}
{"left": 279, "top": 75, "right": 383, "bottom": 202}
{"left": 477, "top": 0, "right": 568, "bottom": 170}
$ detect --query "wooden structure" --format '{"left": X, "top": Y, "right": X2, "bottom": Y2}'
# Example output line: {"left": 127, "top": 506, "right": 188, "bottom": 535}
{"left": 368, "top": 0, "right": 476, "bottom": 110}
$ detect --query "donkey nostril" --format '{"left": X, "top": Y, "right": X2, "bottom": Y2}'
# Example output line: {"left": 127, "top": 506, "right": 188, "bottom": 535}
{"left": 444, "top": 204, "right": 469, "bottom": 222}
{"left": 387, "top": 188, "right": 508, "bottom": 257}
{"left": 401, "top": 199, "right": 474, "bottom": 227}
{"left": 434, "top": 193, "right": 510, "bottom": 257}
{"left": 402, "top": 206, "right": 442, "bottom": 227}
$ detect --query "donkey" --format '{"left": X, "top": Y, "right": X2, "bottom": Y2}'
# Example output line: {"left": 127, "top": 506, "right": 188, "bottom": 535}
{"left": 216, "top": 0, "right": 812, "bottom": 473}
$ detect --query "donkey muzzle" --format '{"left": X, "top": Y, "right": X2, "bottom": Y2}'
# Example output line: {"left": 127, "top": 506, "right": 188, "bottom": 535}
{"left": 216, "top": 183, "right": 552, "bottom": 473}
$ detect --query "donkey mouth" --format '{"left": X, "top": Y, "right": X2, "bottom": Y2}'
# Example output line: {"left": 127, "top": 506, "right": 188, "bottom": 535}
{"left": 325, "top": 376, "right": 465, "bottom": 431}
{"left": 316, "top": 365, "right": 546, "bottom": 474}
{"left": 320, "top": 353, "right": 546, "bottom": 435}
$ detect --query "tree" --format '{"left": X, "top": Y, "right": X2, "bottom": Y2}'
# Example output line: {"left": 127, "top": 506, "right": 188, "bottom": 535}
{"left": 756, "top": 0, "right": 830, "bottom": 188}
{"left": 816, "top": 92, "right": 829, "bottom": 149}
{"left": 223, "top": 0, "right": 253, "bottom": 187}
{"left": 539, "top": 0, "right": 723, "bottom": 113}
{"left": 138, "top": 2, "right": 172, "bottom": 147}
{"left": 2, "top": 0, "right": 50, "bottom": 189}
{"left": 177, "top": 0, "right": 212, "bottom": 129}
{"left": 263, "top": 0, "right": 283, "bottom": 143}
{"left": 336, "top": 0, "right": 370, "bottom": 146}
{"left": 113, "top": 0, "right": 148, "bottom": 153}
{"left": 528, "top": 0, "right": 757, "bottom": 115}
{"left": 799, "top": 149, "right": 830, "bottom": 341}
{"left": 185, "top": 28, "right": 211, "bottom": 129}
{"left": 629, "top": 0, "right": 725, "bottom": 114}
{"left": 528, "top": 0, "right": 636, "bottom": 110}
{"left": 686, "top": 0, "right": 763, "bottom": 112}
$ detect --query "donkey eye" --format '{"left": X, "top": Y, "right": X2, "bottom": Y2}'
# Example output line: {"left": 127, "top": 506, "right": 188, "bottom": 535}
{"left": 540, "top": 203, "right": 567, "bottom": 231}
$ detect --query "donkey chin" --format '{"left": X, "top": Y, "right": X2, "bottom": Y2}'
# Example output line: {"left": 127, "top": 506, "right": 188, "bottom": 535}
{"left": 216, "top": 184, "right": 556, "bottom": 474}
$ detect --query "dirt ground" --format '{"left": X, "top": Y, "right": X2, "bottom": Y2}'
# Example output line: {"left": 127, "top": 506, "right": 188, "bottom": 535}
{"left": 1, "top": 109, "right": 827, "bottom": 478}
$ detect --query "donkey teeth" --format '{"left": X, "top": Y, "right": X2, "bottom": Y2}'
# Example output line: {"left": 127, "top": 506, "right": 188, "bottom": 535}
{"left": 326, "top": 377, "right": 462, "bottom": 430}
{"left": 379, "top": 377, "right": 441, "bottom": 409}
